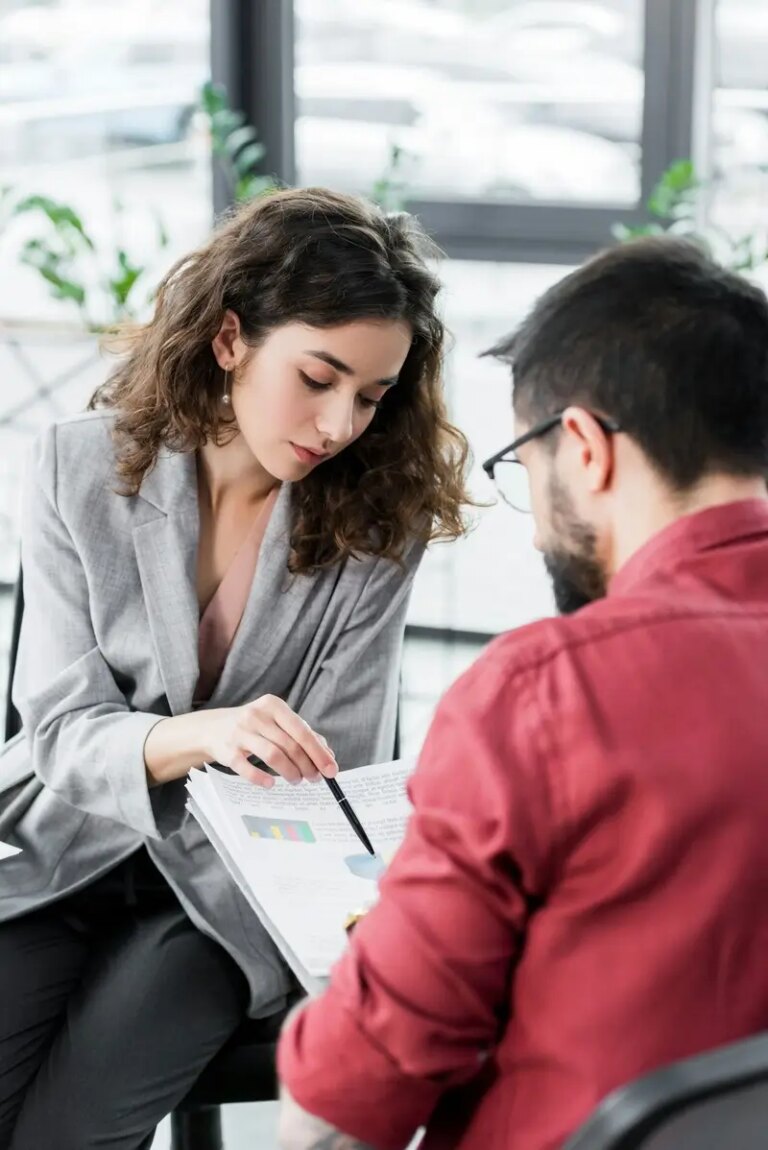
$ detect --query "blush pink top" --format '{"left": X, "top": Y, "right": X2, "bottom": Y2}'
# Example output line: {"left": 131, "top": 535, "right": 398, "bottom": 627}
{"left": 194, "top": 485, "right": 280, "bottom": 704}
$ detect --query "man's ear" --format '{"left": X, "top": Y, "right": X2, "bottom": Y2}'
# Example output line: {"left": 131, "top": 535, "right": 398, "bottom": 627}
{"left": 212, "top": 309, "right": 243, "bottom": 370}
{"left": 560, "top": 406, "right": 615, "bottom": 494}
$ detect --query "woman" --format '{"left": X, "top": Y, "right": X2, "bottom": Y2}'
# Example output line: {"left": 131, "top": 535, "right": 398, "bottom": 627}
{"left": 0, "top": 187, "right": 470, "bottom": 1149}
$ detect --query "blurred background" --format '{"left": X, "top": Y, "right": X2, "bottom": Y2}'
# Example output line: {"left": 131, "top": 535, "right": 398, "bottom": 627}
{"left": 0, "top": 0, "right": 767, "bottom": 757}
{"left": 1, "top": 2, "right": 766, "bottom": 1145}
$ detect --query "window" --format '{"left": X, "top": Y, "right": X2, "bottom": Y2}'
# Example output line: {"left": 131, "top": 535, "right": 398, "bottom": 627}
{"left": 0, "top": 0, "right": 214, "bottom": 689}
{"left": 711, "top": 0, "right": 768, "bottom": 234}
{"left": 399, "top": 634, "right": 483, "bottom": 757}
{"left": 1, "top": 0, "right": 730, "bottom": 742}
{"left": 398, "top": 259, "right": 567, "bottom": 751}
{"left": 0, "top": 0, "right": 212, "bottom": 323}
{"left": 408, "top": 259, "right": 563, "bottom": 636}
{"left": 294, "top": 0, "right": 646, "bottom": 208}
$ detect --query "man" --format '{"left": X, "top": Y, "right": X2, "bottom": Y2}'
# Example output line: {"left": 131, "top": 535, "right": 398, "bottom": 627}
{"left": 277, "top": 237, "right": 768, "bottom": 1150}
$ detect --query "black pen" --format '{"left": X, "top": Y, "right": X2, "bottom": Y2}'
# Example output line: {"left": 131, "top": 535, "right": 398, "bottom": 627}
{"left": 324, "top": 775, "right": 376, "bottom": 856}
{"left": 242, "top": 753, "right": 376, "bottom": 856}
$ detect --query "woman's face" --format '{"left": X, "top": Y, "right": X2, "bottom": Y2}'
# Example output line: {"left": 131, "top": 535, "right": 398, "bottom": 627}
{"left": 213, "top": 314, "right": 412, "bottom": 481}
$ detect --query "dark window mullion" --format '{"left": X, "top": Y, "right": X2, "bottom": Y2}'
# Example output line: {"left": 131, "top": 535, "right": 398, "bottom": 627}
{"left": 641, "top": 0, "right": 714, "bottom": 199}
{"left": 210, "top": 0, "right": 296, "bottom": 217}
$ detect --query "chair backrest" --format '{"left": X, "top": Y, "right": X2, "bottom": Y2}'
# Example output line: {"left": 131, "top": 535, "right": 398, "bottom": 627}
{"left": 565, "top": 1032, "right": 768, "bottom": 1150}
{"left": 4, "top": 571, "right": 23, "bottom": 743}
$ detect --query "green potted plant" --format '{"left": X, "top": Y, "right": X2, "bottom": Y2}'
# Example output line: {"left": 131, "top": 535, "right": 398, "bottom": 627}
{"left": 613, "top": 158, "right": 768, "bottom": 275}
{"left": 0, "top": 82, "right": 275, "bottom": 613}
{"left": 0, "top": 83, "right": 277, "bottom": 332}
{"left": 0, "top": 79, "right": 410, "bottom": 465}
{"left": 1, "top": 189, "right": 170, "bottom": 330}
{"left": 0, "top": 83, "right": 280, "bottom": 456}
{"left": 200, "top": 81, "right": 277, "bottom": 204}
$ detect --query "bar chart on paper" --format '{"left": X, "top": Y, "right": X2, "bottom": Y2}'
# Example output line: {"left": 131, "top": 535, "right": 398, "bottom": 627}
{"left": 187, "top": 759, "right": 415, "bottom": 990}
{"left": 242, "top": 815, "right": 316, "bottom": 843}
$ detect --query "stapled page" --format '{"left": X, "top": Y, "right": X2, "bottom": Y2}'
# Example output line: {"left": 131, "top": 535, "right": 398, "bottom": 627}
{"left": 186, "top": 758, "right": 414, "bottom": 987}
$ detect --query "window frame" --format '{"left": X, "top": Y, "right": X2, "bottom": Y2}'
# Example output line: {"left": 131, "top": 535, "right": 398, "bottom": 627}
{"left": 214, "top": 0, "right": 717, "bottom": 263}
{"left": 209, "top": 0, "right": 720, "bottom": 665}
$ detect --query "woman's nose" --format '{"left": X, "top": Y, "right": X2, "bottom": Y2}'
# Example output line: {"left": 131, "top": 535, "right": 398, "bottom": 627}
{"left": 316, "top": 396, "right": 355, "bottom": 446}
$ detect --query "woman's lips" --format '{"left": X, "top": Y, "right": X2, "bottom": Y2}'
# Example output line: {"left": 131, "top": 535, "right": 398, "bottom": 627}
{"left": 291, "top": 443, "right": 329, "bottom": 464}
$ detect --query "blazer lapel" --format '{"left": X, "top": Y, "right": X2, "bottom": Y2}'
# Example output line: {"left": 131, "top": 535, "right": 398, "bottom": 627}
{"left": 132, "top": 449, "right": 200, "bottom": 716}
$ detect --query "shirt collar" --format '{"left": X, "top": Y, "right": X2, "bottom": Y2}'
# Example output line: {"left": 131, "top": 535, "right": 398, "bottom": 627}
{"left": 609, "top": 498, "right": 768, "bottom": 597}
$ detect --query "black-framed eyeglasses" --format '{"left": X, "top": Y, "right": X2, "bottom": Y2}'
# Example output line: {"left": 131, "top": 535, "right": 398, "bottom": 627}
{"left": 481, "top": 410, "right": 622, "bottom": 513}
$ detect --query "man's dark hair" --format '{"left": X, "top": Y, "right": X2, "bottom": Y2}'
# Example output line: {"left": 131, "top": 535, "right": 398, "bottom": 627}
{"left": 486, "top": 236, "right": 768, "bottom": 487}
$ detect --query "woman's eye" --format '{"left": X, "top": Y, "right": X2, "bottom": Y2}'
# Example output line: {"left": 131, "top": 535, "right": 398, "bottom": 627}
{"left": 359, "top": 396, "right": 382, "bottom": 411}
{"left": 299, "top": 370, "right": 331, "bottom": 391}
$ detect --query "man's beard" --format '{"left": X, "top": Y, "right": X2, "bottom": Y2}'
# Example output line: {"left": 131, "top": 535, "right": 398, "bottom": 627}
{"left": 542, "top": 475, "right": 607, "bottom": 615}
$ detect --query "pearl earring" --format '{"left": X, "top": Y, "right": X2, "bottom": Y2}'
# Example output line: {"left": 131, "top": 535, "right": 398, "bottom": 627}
{"left": 222, "top": 366, "right": 232, "bottom": 406}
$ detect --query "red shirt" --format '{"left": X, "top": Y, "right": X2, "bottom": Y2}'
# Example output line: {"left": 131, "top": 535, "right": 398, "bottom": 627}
{"left": 279, "top": 500, "right": 768, "bottom": 1150}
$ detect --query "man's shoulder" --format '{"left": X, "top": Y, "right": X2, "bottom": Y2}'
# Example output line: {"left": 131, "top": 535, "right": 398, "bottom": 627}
{"left": 450, "top": 597, "right": 662, "bottom": 709}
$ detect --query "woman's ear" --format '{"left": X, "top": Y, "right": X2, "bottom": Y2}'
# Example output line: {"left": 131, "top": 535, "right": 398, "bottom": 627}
{"left": 211, "top": 309, "right": 243, "bottom": 370}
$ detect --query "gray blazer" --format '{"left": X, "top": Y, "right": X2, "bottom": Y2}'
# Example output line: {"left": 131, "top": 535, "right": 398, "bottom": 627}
{"left": 0, "top": 411, "right": 422, "bottom": 1016}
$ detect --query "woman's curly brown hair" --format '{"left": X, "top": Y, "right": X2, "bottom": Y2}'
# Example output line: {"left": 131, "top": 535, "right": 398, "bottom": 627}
{"left": 91, "top": 187, "right": 472, "bottom": 573}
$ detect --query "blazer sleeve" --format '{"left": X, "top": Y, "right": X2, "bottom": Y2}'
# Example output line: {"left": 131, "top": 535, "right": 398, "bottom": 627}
{"left": 297, "top": 538, "right": 425, "bottom": 771}
{"left": 13, "top": 425, "right": 171, "bottom": 840}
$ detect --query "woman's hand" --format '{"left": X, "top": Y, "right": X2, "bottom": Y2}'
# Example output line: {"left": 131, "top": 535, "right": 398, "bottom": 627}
{"left": 206, "top": 695, "right": 337, "bottom": 787}
{"left": 143, "top": 697, "right": 336, "bottom": 787}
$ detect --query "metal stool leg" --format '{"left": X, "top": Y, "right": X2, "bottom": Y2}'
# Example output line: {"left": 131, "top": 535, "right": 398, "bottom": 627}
{"left": 170, "top": 1105, "right": 224, "bottom": 1150}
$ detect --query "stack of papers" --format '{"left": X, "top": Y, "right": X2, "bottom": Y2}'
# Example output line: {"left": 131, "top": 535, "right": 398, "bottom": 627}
{"left": 186, "top": 759, "right": 413, "bottom": 994}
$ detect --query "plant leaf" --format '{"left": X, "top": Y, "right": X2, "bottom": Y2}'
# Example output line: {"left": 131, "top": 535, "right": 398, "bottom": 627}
{"left": 20, "top": 245, "right": 86, "bottom": 307}
{"left": 200, "top": 80, "right": 227, "bottom": 116}
{"left": 224, "top": 125, "right": 261, "bottom": 156}
{"left": 235, "top": 173, "right": 276, "bottom": 202}
{"left": 232, "top": 141, "right": 266, "bottom": 174}
{"left": 107, "top": 248, "right": 144, "bottom": 311}
{"left": 12, "top": 194, "right": 95, "bottom": 249}
{"left": 154, "top": 211, "right": 170, "bottom": 249}
{"left": 611, "top": 222, "right": 665, "bottom": 241}
{"left": 210, "top": 108, "right": 246, "bottom": 137}
{"left": 200, "top": 82, "right": 275, "bottom": 202}
{"left": 647, "top": 159, "right": 698, "bottom": 220}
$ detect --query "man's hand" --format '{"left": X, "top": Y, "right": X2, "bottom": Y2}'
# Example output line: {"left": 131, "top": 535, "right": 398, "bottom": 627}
{"left": 278, "top": 1086, "right": 376, "bottom": 1150}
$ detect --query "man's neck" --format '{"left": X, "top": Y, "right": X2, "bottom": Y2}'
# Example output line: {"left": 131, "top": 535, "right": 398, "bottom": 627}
{"left": 608, "top": 473, "right": 768, "bottom": 578}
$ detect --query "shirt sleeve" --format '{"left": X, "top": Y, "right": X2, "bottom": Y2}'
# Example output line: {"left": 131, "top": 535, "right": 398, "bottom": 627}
{"left": 278, "top": 650, "right": 562, "bottom": 1149}
{"left": 14, "top": 425, "right": 170, "bottom": 839}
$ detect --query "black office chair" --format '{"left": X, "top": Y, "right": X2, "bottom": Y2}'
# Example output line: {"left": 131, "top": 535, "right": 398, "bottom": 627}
{"left": 565, "top": 1031, "right": 768, "bottom": 1150}
{"left": 3, "top": 572, "right": 288, "bottom": 1150}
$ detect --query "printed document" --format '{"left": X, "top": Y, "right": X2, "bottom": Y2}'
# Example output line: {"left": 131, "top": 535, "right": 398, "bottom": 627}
{"left": 186, "top": 759, "right": 414, "bottom": 994}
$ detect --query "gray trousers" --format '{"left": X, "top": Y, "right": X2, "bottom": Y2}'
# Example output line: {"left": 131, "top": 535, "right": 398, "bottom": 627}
{"left": 0, "top": 849, "right": 249, "bottom": 1150}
